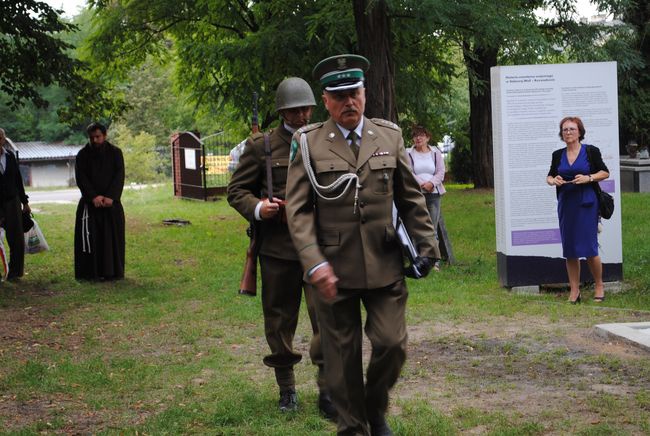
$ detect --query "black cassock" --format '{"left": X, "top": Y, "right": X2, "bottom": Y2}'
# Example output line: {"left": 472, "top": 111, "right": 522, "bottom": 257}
{"left": 74, "top": 142, "right": 125, "bottom": 280}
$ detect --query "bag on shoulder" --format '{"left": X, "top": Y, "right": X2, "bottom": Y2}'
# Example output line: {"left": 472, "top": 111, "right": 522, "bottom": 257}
{"left": 585, "top": 145, "right": 614, "bottom": 220}
{"left": 598, "top": 190, "right": 614, "bottom": 219}
{"left": 24, "top": 218, "right": 49, "bottom": 254}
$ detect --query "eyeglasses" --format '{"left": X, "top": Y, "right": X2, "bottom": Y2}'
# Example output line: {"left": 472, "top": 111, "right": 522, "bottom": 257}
{"left": 562, "top": 127, "right": 578, "bottom": 132}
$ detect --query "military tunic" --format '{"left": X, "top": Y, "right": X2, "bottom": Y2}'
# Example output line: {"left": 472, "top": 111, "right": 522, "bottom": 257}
{"left": 286, "top": 117, "right": 438, "bottom": 435}
{"left": 227, "top": 124, "right": 324, "bottom": 391}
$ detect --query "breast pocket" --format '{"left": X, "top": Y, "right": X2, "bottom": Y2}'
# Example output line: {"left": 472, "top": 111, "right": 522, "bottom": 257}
{"left": 368, "top": 156, "right": 397, "bottom": 194}
{"left": 314, "top": 159, "right": 351, "bottom": 187}
{"left": 270, "top": 157, "right": 289, "bottom": 189}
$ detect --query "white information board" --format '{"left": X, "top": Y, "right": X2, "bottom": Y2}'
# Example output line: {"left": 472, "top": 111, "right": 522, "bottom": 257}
{"left": 184, "top": 148, "right": 197, "bottom": 170}
{"left": 491, "top": 62, "right": 622, "bottom": 287}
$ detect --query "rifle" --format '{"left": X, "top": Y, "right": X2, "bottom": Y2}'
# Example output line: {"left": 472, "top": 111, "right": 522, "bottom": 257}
{"left": 238, "top": 92, "right": 260, "bottom": 296}
{"left": 238, "top": 222, "right": 259, "bottom": 296}
{"left": 251, "top": 91, "right": 259, "bottom": 134}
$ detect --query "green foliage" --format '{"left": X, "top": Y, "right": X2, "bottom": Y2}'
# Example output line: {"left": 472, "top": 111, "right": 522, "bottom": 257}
{"left": 0, "top": 87, "right": 87, "bottom": 143}
{"left": 84, "top": 0, "right": 339, "bottom": 128}
{"left": 0, "top": 0, "right": 79, "bottom": 108}
{"left": 110, "top": 123, "right": 162, "bottom": 183}
{"left": 83, "top": 0, "right": 460, "bottom": 135}
{"left": 0, "top": 1, "right": 122, "bottom": 125}
{"left": 612, "top": 1, "right": 650, "bottom": 147}
{"left": 449, "top": 118, "right": 473, "bottom": 183}
{"left": 6, "top": 0, "right": 647, "bottom": 190}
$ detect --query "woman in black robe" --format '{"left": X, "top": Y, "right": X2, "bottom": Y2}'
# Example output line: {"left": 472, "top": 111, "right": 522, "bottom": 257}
{"left": 74, "top": 122, "right": 125, "bottom": 280}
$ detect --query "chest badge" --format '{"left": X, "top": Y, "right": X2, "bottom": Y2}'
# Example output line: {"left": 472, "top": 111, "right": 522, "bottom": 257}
{"left": 290, "top": 139, "right": 298, "bottom": 162}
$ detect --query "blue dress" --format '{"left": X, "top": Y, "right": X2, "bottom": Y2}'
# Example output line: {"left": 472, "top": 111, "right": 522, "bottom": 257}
{"left": 557, "top": 145, "right": 598, "bottom": 258}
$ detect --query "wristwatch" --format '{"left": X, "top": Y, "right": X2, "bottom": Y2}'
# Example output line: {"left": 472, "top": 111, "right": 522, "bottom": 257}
{"left": 589, "top": 175, "right": 593, "bottom": 182}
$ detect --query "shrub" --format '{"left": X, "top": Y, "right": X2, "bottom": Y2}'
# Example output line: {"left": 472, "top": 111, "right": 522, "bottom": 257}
{"left": 449, "top": 121, "right": 472, "bottom": 184}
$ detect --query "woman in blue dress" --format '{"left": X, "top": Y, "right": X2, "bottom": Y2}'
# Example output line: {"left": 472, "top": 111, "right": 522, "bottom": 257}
{"left": 547, "top": 117, "right": 609, "bottom": 303}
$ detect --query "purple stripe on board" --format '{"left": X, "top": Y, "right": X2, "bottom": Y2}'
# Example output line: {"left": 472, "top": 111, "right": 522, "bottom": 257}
{"left": 599, "top": 179, "right": 615, "bottom": 193}
{"left": 511, "top": 229, "right": 561, "bottom": 246}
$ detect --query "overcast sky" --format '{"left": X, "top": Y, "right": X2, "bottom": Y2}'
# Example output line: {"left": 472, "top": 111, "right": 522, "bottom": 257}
{"left": 44, "top": 0, "right": 602, "bottom": 19}
{"left": 43, "top": 0, "right": 86, "bottom": 17}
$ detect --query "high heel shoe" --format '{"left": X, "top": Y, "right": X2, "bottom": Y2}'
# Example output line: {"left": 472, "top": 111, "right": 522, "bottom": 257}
{"left": 569, "top": 293, "right": 581, "bottom": 304}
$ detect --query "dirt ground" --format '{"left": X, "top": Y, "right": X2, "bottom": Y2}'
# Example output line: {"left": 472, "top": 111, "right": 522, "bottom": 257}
{"left": 396, "top": 312, "right": 650, "bottom": 434}
{"left": 2, "top": 294, "right": 649, "bottom": 434}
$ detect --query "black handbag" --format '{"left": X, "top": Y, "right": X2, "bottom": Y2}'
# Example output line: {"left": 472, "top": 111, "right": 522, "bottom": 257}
{"left": 598, "top": 189, "right": 614, "bottom": 219}
{"left": 585, "top": 145, "right": 614, "bottom": 220}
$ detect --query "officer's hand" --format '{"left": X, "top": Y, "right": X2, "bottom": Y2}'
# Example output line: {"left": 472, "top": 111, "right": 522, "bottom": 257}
{"left": 310, "top": 264, "right": 338, "bottom": 300}
{"left": 103, "top": 197, "right": 114, "bottom": 207}
{"left": 22, "top": 203, "right": 31, "bottom": 214}
{"left": 413, "top": 256, "right": 434, "bottom": 278}
{"left": 260, "top": 198, "right": 280, "bottom": 219}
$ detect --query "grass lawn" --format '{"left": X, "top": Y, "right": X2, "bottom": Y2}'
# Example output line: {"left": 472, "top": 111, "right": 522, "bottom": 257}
{"left": 1, "top": 184, "right": 648, "bottom": 435}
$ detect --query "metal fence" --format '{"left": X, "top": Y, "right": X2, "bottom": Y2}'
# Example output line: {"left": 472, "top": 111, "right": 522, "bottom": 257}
{"left": 202, "top": 131, "right": 245, "bottom": 190}
{"left": 171, "top": 130, "right": 246, "bottom": 200}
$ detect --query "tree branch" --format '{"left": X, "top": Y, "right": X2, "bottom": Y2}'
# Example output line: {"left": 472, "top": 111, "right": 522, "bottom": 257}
{"left": 206, "top": 21, "right": 246, "bottom": 38}
{"left": 230, "top": 0, "right": 259, "bottom": 32}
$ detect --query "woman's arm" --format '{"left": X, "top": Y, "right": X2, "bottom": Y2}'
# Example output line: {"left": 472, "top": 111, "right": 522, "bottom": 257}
{"left": 431, "top": 148, "right": 445, "bottom": 187}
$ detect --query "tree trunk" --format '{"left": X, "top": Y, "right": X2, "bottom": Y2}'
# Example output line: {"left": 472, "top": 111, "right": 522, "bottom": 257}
{"left": 353, "top": 0, "right": 397, "bottom": 122}
{"left": 463, "top": 41, "right": 498, "bottom": 188}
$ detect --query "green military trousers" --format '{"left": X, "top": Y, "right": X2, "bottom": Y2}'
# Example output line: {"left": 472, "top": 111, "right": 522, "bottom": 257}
{"left": 315, "top": 279, "right": 408, "bottom": 435}
{"left": 259, "top": 254, "right": 325, "bottom": 391}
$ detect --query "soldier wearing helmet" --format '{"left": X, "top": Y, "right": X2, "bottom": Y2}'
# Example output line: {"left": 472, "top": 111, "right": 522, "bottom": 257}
{"left": 227, "top": 78, "right": 335, "bottom": 419}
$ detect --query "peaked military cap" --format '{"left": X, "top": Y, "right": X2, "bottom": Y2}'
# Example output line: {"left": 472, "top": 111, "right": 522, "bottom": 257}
{"left": 313, "top": 54, "right": 370, "bottom": 92}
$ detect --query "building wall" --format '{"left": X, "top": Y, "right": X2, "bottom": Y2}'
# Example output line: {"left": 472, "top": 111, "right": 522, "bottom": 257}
{"left": 26, "top": 160, "right": 76, "bottom": 188}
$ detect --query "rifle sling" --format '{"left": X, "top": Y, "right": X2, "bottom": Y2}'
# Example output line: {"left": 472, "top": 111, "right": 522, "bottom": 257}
{"left": 264, "top": 133, "right": 274, "bottom": 201}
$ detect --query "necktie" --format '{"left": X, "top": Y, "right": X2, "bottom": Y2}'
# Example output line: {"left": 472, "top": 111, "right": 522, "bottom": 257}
{"left": 347, "top": 131, "right": 359, "bottom": 159}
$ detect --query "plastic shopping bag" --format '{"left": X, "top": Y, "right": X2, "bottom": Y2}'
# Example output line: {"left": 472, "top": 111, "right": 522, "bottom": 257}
{"left": 24, "top": 218, "right": 49, "bottom": 254}
{"left": 0, "top": 229, "right": 8, "bottom": 280}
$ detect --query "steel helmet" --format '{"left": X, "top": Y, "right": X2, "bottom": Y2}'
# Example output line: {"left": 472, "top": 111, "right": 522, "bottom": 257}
{"left": 275, "top": 77, "right": 316, "bottom": 112}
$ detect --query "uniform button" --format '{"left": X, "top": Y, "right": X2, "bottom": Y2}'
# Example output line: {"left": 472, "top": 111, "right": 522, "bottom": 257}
{"left": 361, "top": 218, "right": 366, "bottom": 224}
{"left": 359, "top": 202, "right": 365, "bottom": 208}
{"left": 357, "top": 169, "right": 362, "bottom": 174}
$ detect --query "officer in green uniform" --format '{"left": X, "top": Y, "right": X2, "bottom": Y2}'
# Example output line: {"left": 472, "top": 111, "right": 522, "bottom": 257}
{"left": 286, "top": 55, "right": 439, "bottom": 435}
{"left": 227, "top": 77, "right": 335, "bottom": 418}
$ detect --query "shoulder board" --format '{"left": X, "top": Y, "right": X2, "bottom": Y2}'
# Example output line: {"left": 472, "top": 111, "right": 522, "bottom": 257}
{"left": 246, "top": 132, "right": 267, "bottom": 147}
{"left": 296, "top": 122, "right": 323, "bottom": 135}
{"left": 370, "top": 118, "right": 401, "bottom": 131}
{"left": 249, "top": 132, "right": 264, "bottom": 142}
